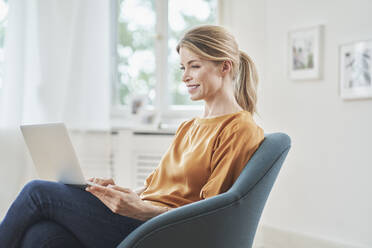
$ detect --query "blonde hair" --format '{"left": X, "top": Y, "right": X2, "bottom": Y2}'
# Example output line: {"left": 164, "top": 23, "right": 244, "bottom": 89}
{"left": 176, "top": 25, "right": 259, "bottom": 115}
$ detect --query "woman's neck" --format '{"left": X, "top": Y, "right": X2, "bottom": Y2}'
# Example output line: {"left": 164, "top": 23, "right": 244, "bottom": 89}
{"left": 202, "top": 87, "right": 243, "bottom": 118}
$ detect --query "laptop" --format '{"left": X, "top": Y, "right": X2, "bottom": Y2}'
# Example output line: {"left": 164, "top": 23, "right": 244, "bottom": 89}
{"left": 20, "top": 123, "right": 96, "bottom": 188}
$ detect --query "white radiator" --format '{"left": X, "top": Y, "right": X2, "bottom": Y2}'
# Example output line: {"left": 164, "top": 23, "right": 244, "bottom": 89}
{"left": 121, "top": 130, "right": 174, "bottom": 188}
{"left": 133, "top": 153, "right": 163, "bottom": 187}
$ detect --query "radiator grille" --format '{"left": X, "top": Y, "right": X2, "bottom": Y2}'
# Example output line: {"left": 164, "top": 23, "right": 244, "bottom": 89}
{"left": 134, "top": 153, "right": 162, "bottom": 187}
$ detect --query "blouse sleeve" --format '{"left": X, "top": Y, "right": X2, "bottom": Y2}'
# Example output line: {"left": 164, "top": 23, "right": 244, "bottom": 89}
{"left": 143, "top": 120, "right": 188, "bottom": 187}
{"left": 200, "top": 123, "right": 264, "bottom": 199}
{"left": 144, "top": 168, "right": 156, "bottom": 187}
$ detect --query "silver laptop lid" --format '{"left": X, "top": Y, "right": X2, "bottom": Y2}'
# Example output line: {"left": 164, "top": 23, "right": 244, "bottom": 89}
{"left": 20, "top": 123, "right": 86, "bottom": 185}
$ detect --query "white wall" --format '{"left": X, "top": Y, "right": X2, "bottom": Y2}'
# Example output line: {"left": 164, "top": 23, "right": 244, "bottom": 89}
{"left": 223, "top": 0, "right": 372, "bottom": 247}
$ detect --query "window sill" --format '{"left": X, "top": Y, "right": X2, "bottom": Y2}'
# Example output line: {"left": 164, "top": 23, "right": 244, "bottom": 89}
{"left": 110, "top": 104, "right": 203, "bottom": 131}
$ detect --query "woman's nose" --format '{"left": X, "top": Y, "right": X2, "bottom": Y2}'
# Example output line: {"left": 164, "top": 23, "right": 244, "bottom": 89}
{"left": 182, "top": 73, "right": 191, "bottom": 83}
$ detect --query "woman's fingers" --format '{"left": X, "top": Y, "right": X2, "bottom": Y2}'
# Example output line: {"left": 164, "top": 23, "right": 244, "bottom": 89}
{"left": 103, "top": 178, "right": 115, "bottom": 186}
{"left": 87, "top": 185, "right": 113, "bottom": 197}
{"left": 88, "top": 187, "right": 117, "bottom": 212}
{"left": 86, "top": 185, "right": 128, "bottom": 214}
{"left": 87, "top": 178, "right": 115, "bottom": 186}
{"left": 87, "top": 186, "right": 114, "bottom": 205}
{"left": 86, "top": 184, "right": 146, "bottom": 218}
{"left": 109, "top": 185, "right": 131, "bottom": 193}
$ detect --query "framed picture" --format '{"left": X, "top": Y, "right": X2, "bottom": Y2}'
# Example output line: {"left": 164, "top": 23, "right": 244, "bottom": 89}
{"left": 288, "top": 25, "right": 323, "bottom": 80}
{"left": 339, "top": 39, "right": 372, "bottom": 100}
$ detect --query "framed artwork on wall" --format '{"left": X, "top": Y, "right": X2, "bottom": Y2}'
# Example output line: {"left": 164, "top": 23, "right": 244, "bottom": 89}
{"left": 339, "top": 39, "right": 372, "bottom": 100}
{"left": 288, "top": 25, "right": 323, "bottom": 80}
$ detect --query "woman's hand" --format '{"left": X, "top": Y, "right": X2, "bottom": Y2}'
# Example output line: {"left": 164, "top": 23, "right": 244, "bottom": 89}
{"left": 86, "top": 184, "right": 169, "bottom": 221}
{"left": 87, "top": 177, "right": 115, "bottom": 187}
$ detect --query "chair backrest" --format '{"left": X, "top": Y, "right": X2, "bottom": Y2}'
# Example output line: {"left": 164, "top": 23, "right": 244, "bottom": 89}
{"left": 118, "top": 132, "right": 291, "bottom": 248}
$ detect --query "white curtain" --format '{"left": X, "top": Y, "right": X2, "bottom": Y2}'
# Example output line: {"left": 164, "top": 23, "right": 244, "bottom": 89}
{"left": 0, "top": 0, "right": 111, "bottom": 216}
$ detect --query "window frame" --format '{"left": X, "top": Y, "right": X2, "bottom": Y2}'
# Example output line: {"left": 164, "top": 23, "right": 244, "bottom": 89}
{"left": 111, "top": 0, "right": 222, "bottom": 122}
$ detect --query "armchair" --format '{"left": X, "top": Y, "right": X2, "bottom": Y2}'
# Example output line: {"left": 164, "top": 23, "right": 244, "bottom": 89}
{"left": 117, "top": 132, "right": 291, "bottom": 248}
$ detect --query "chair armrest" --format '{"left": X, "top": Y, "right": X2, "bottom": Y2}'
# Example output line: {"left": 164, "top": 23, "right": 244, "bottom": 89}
{"left": 117, "top": 191, "right": 240, "bottom": 248}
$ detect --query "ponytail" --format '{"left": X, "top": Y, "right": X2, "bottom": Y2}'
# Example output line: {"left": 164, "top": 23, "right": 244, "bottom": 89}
{"left": 235, "top": 50, "right": 259, "bottom": 115}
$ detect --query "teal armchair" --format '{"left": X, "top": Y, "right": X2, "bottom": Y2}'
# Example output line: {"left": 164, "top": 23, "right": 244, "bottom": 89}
{"left": 117, "top": 132, "right": 291, "bottom": 248}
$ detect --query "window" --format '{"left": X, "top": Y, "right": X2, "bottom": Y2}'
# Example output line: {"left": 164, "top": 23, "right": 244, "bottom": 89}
{"left": 116, "top": 0, "right": 156, "bottom": 106}
{"left": 0, "top": 0, "right": 9, "bottom": 92}
{"left": 113, "top": 0, "right": 218, "bottom": 116}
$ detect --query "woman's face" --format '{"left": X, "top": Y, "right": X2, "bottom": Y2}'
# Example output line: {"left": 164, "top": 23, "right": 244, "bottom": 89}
{"left": 179, "top": 47, "right": 223, "bottom": 102}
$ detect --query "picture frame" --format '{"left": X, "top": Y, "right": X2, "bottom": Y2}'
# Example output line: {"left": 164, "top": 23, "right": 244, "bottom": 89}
{"left": 288, "top": 25, "right": 323, "bottom": 80}
{"left": 339, "top": 39, "right": 372, "bottom": 100}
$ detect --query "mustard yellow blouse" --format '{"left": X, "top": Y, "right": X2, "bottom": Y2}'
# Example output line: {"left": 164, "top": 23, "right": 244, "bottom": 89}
{"left": 140, "top": 110, "right": 264, "bottom": 208}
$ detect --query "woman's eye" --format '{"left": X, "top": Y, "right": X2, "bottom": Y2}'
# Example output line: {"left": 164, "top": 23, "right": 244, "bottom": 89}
{"left": 179, "top": 65, "right": 200, "bottom": 70}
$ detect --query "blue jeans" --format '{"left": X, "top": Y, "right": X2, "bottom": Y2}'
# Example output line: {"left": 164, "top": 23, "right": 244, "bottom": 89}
{"left": 0, "top": 180, "right": 145, "bottom": 248}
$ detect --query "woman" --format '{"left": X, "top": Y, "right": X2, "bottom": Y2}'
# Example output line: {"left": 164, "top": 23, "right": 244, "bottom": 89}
{"left": 0, "top": 25, "right": 264, "bottom": 248}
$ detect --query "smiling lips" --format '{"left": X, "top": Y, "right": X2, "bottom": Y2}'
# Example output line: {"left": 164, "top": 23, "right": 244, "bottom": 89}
{"left": 186, "top": 84, "right": 200, "bottom": 93}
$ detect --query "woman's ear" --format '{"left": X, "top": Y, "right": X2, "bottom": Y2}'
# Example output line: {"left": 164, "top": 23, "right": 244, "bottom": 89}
{"left": 221, "top": 60, "right": 232, "bottom": 76}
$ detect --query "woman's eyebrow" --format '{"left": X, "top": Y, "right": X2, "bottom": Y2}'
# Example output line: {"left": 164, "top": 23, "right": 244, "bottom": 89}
{"left": 180, "top": 60, "right": 200, "bottom": 66}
